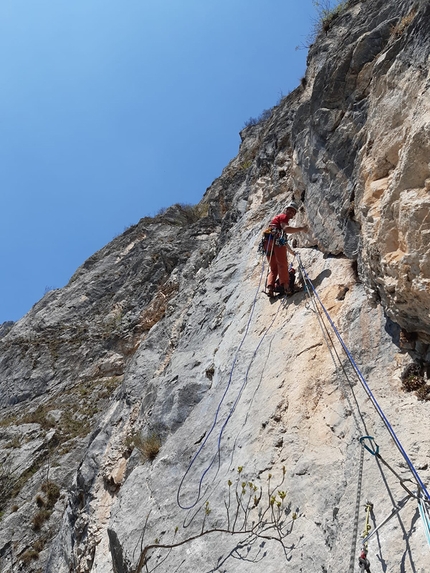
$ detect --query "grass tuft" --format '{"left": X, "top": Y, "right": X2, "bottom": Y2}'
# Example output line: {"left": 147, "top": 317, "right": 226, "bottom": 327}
{"left": 391, "top": 9, "right": 417, "bottom": 37}
{"left": 133, "top": 432, "right": 162, "bottom": 462}
{"left": 41, "top": 480, "right": 61, "bottom": 509}
{"left": 20, "top": 548, "right": 40, "bottom": 564}
{"left": 31, "top": 509, "right": 51, "bottom": 531}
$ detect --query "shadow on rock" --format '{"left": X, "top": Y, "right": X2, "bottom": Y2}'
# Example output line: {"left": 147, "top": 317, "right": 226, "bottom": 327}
{"left": 287, "top": 268, "right": 333, "bottom": 308}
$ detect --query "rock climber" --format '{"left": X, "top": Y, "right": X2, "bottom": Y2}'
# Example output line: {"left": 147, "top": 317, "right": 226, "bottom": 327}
{"left": 262, "top": 201, "right": 308, "bottom": 297}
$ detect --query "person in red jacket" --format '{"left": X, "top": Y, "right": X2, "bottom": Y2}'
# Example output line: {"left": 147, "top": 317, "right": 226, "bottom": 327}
{"left": 262, "top": 201, "right": 308, "bottom": 297}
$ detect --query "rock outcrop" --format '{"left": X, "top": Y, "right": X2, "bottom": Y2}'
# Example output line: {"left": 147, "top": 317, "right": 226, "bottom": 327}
{"left": 1, "top": 1, "right": 430, "bottom": 572}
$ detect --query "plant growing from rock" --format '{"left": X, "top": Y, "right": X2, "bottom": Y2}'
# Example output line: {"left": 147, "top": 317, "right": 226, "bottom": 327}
{"left": 401, "top": 362, "right": 424, "bottom": 390}
{"left": 415, "top": 384, "right": 430, "bottom": 402}
{"left": 41, "top": 480, "right": 61, "bottom": 509}
{"left": 177, "top": 202, "right": 209, "bottom": 222}
{"left": 31, "top": 479, "right": 61, "bottom": 530}
{"left": 31, "top": 508, "right": 51, "bottom": 531}
{"left": 313, "top": 0, "right": 347, "bottom": 32}
{"left": 297, "top": 0, "right": 347, "bottom": 48}
{"left": 400, "top": 363, "right": 430, "bottom": 401}
{"left": 133, "top": 432, "right": 162, "bottom": 462}
{"left": 391, "top": 9, "right": 417, "bottom": 37}
{"left": 243, "top": 108, "right": 273, "bottom": 128}
{"left": 132, "top": 466, "right": 298, "bottom": 573}
{"left": 20, "top": 548, "right": 40, "bottom": 564}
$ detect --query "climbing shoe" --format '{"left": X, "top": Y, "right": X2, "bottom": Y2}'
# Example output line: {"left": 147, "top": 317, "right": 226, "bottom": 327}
{"left": 266, "top": 286, "right": 275, "bottom": 298}
{"left": 274, "top": 285, "right": 286, "bottom": 296}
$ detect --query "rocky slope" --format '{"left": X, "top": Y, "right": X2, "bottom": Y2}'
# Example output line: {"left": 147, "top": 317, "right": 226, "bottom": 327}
{"left": 1, "top": 0, "right": 430, "bottom": 572}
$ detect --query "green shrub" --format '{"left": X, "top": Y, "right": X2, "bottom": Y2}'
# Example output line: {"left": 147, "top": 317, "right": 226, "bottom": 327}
{"left": 298, "top": 0, "right": 347, "bottom": 48}
{"left": 243, "top": 108, "right": 273, "bottom": 128}
{"left": 177, "top": 202, "right": 209, "bottom": 221}
{"left": 134, "top": 466, "right": 295, "bottom": 573}
{"left": 313, "top": 0, "right": 347, "bottom": 32}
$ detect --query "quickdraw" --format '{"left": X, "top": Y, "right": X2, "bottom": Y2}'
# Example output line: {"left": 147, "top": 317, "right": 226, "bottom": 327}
{"left": 362, "top": 501, "right": 373, "bottom": 540}
{"left": 359, "top": 436, "right": 418, "bottom": 499}
{"left": 357, "top": 501, "right": 373, "bottom": 572}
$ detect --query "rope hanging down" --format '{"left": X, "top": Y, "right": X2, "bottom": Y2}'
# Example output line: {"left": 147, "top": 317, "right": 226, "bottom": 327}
{"left": 176, "top": 246, "right": 284, "bottom": 510}
{"left": 297, "top": 257, "right": 371, "bottom": 572}
{"left": 297, "top": 253, "right": 430, "bottom": 567}
{"left": 298, "top": 252, "right": 430, "bottom": 565}
{"left": 297, "top": 254, "right": 430, "bottom": 503}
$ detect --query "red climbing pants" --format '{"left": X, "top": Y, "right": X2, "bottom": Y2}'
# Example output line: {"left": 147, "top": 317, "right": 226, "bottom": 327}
{"left": 264, "top": 241, "right": 289, "bottom": 289}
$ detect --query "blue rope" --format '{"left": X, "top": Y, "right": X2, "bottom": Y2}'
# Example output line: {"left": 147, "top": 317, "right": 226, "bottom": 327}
{"left": 297, "top": 254, "right": 430, "bottom": 502}
{"left": 177, "top": 241, "right": 280, "bottom": 509}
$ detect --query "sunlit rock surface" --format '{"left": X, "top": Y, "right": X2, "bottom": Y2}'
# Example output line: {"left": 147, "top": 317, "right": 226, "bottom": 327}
{"left": 1, "top": 0, "right": 430, "bottom": 572}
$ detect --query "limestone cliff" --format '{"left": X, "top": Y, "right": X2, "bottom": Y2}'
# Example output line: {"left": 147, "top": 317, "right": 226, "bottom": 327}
{"left": 1, "top": 1, "right": 430, "bottom": 572}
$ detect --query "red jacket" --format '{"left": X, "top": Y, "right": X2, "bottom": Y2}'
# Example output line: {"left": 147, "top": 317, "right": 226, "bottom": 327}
{"left": 270, "top": 213, "right": 293, "bottom": 229}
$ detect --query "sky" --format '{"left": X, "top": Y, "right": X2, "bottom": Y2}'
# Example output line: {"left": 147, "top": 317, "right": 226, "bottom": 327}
{"left": 1, "top": 0, "right": 319, "bottom": 324}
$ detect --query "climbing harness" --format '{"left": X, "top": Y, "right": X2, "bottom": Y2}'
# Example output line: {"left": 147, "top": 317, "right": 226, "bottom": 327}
{"left": 259, "top": 227, "right": 287, "bottom": 250}
{"left": 296, "top": 253, "right": 430, "bottom": 566}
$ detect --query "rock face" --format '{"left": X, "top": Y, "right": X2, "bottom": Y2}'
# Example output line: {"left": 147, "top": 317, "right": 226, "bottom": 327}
{"left": 1, "top": 1, "right": 430, "bottom": 572}
{"left": 294, "top": 0, "right": 430, "bottom": 347}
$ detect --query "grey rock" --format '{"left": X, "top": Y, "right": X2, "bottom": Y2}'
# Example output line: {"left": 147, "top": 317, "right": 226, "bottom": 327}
{"left": 1, "top": 1, "right": 430, "bottom": 572}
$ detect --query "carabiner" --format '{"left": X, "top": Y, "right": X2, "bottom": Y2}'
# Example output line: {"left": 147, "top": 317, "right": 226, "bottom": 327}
{"left": 359, "top": 436, "right": 379, "bottom": 456}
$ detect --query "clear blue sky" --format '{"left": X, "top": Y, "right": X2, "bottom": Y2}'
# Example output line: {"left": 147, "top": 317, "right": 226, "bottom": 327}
{"left": 1, "top": 0, "right": 317, "bottom": 323}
